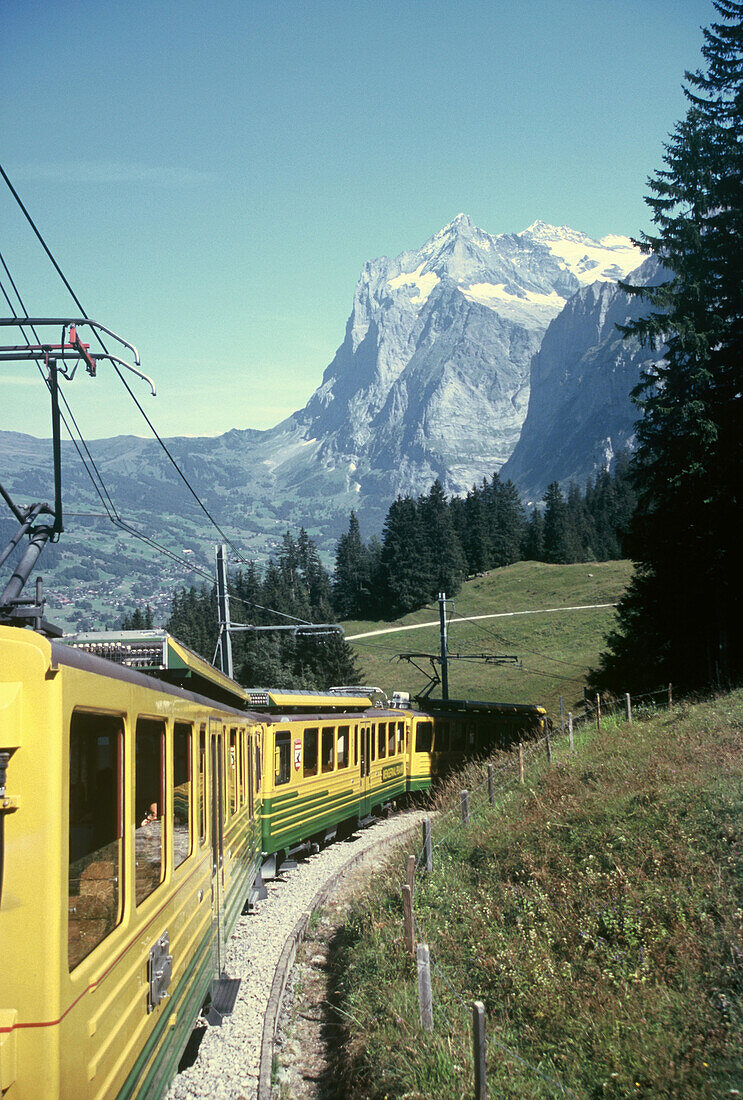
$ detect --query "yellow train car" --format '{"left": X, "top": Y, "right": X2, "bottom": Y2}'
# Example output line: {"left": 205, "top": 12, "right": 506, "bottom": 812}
{"left": 248, "top": 692, "right": 410, "bottom": 863}
{"left": 0, "top": 625, "right": 264, "bottom": 1100}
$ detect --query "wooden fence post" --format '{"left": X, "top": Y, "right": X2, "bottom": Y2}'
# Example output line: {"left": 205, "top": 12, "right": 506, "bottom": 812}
{"left": 461, "top": 789, "right": 470, "bottom": 826}
{"left": 625, "top": 692, "right": 632, "bottom": 724}
{"left": 487, "top": 763, "right": 495, "bottom": 807}
{"left": 417, "top": 944, "right": 434, "bottom": 1031}
{"left": 546, "top": 727, "right": 553, "bottom": 764}
{"left": 406, "top": 853, "right": 416, "bottom": 894}
{"left": 568, "top": 712, "right": 574, "bottom": 751}
{"left": 472, "top": 1000, "right": 487, "bottom": 1100}
{"left": 518, "top": 742, "right": 524, "bottom": 785}
{"left": 423, "top": 817, "right": 433, "bottom": 873}
{"left": 402, "top": 884, "right": 415, "bottom": 955}
{"left": 596, "top": 693, "right": 602, "bottom": 733}
{"left": 668, "top": 682, "right": 673, "bottom": 710}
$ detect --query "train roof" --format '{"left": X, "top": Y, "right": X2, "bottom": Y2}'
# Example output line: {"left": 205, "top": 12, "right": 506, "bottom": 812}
{"left": 244, "top": 688, "right": 372, "bottom": 713}
{"left": 418, "top": 697, "right": 547, "bottom": 716}
{"left": 61, "top": 629, "right": 247, "bottom": 708}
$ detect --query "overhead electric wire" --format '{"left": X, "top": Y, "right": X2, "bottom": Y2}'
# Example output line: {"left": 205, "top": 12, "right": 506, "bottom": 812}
{"left": 2, "top": 166, "right": 322, "bottom": 634}
{"left": 1, "top": 161, "right": 250, "bottom": 567}
{"left": 448, "top": 607, "right": 594, "bottom": 672}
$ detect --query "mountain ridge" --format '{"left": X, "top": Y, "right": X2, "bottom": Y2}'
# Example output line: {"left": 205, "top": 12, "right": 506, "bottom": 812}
{"left": 0, "top": 214, "right": 657, "bottom": 624}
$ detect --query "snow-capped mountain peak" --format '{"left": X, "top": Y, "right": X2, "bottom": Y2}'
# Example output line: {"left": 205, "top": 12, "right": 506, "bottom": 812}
{"left": 518, "top": 220, "right": 642, "bottom": 285}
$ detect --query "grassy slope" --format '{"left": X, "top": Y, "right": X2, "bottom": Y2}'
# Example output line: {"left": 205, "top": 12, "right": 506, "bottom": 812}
{"left": 344, "top": 560, "right": 633, "bottom": 718}
{"left": 328, "top": 691, "right": 743, "bottom": 1099}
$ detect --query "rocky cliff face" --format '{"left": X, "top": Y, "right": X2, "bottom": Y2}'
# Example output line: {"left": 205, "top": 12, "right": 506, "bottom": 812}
{"left": 275, "top": 214, "right": 643, "bottom": 502}
{"left": 500, "top": 257, "right": 665, "bottom": 500}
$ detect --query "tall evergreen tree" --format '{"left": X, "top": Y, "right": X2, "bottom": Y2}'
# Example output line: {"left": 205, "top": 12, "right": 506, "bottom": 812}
{"left": 418, "top": 479, "right": 467, "bottom": 596}
{"left": 522, "top": 505, "right": 544, "bottom": 561}
{"left": 489, "top": 475, "right": 526, "bottom": 567}
{"left": 380, "top": 495, "right": 432, "bottom": 615}
{"left": 595, "top": 2, "right": 743, "bottom": 690}
{"left": 542, "top": 482, "right": 575, "bottom": 564}
{"left": 333, "top": 511, "right": 372, "bottom": 619}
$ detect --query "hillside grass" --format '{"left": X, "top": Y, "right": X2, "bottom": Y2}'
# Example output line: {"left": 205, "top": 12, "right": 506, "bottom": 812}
{"left": 326, "top": 691, "right": 743, "bottom": 1099}
{"left": 343, "top": 560, "right": 633, "bottom": 717}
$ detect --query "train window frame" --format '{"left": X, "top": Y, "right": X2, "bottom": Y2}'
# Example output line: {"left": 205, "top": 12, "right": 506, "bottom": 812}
{"left": 246, "top": 733, "right": 255, "bottom": 817}
{"left": 337, "top": 725, "right": 350, "bottom": 769}
{"left": 135, "top": 716, "right": 166, "bottom": 907}
{"left": 173, "top": 721, "right": 192, "bottom": 869}
{"left": 304, "top": 727, "right": 319, "bottom": 777}
{"left": 353, "top": 726, "right": 358, "bottom": 767}
{"left": 397, "top": 721, "right": 405, "bottom": 753}
{"left": 275, "top": 731, "right": 291, "bottom": 786}
{"left": 198, "top": 723, "right": 207, "bottom": 846}
{"left": 415, "top": 720, "right": 433, "bottom": 753}
{"left": 451, "top": 721, "right": 466, "bottom": 752}
{"left": 228, "top": 727, "right": 238, "bottom": 816}
{"left": 377, "top": 722, "right": 386, "bottom": 759}
{"left": 387, "top": 722, "right": 395, "bottom": 756}
{"left": 321, "top": 726, "right": 335, "bottom": 773}
{"left": 435, "top": 721, "right": 450, "bottom": 753}
{"left": 68, "top": 709, "right": 125, "bottom": 971}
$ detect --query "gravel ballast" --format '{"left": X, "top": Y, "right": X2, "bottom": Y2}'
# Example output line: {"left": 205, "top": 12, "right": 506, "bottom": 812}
{"left": 166, "top": 809, "right": 428, "bottom": 1100}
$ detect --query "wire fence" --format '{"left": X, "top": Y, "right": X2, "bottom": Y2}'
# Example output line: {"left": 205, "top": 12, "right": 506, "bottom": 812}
{"left": 397, "top": 683, "right": 678, "bottom": 1098}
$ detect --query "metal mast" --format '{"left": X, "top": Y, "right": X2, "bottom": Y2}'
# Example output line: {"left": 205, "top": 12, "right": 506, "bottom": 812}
{"left": 215, "top": 544, "right": 235, "bottom": 680}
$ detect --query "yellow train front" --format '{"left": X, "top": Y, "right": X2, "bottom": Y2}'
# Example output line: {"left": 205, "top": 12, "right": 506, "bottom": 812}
{"left": 0, "top": 626, "right": 264, "bottom": 1100}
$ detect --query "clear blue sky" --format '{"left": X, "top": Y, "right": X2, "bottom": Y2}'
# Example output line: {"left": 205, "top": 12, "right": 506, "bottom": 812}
{"left": 1, "top": 0, "right": 714, "bottom": 440}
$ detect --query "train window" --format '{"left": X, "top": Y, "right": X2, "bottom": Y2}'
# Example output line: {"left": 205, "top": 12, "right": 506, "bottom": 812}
{"left": 68, "top": 711, "right": 124, "bottom": 971}
{"left": 135, "top": 718, "right": 165, "bottom": 905}
{"left": 173, "top": 723, "right": 192, "bottom": 869}
{"left": 415, "top": 721, "right": 433, "bottom": 753}
{"left": 370, "top": 724, "right": 376, "bottom": 761}
{"left": 451, "top": 722, "right": 465, "bottom": 752}
{"left": 322, "top": 727, "right": 335, "bottom": 773}
{"left": 198, "top": 724, "right": 207, "bottom": 845}
{"left": 246, "top": 735, "right": 254, "bottom": 817}
{"left": 255, "top": 741, "right": 261, "bottom": 792}
{"left": 435, "top": 722, "right": 450, "bottom": 752}
{"left": 337, "top": 726, "right": 349, "bottom": 769}
{"left": 229, "top": 728, "right": 238, "bottom": 815}
{"left": 239, "top": 730, "right": 245, "bottom": 808}
{"left": 397, "top": 722, "right": 405, "bottom": 753}
{"left": 243, "top": 730, "right": 248, "bottom": 807}
{"left": 304, "top": 728, "right": 318, "bottom": 776}
{"left": 275, "top": 732, "right": 291, "bottom": 786}
{"left": 353, "top": 726, "right": 358, "bottom": 766}
{"left": 377, "top": 723, "right": 386, "bottom": 758}
{"left": 387, "top": 723, "right": 395, "bottom": 756}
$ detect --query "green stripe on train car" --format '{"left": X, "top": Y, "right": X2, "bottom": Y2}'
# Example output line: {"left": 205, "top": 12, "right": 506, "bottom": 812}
{"left": 118, "top": 927, "right": 214, "bottom": 1100}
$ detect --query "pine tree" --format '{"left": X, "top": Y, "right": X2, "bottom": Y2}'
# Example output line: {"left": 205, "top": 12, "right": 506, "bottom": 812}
{"left": 333, "top": 511, "right": 372, "bottom": 619}
{"left": 418, "top": 479, "right": 467, "bottom": 596}
{"left": 522, "top": 506, "right": 544, "bottom": 561}
{"left": 542, "top": 482, "right": 574, "bottom": 564}
{"left": 490, "top": 476, "right": 526, "bottom": 567}
{"left": 380, "top": 496, "right": 432, "bottom": 614}
{"left": 595, "top": 2, "right": 743, "bottom": 690}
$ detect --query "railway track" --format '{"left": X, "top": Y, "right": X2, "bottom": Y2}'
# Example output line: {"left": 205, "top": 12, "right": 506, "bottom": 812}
{"left": 166, "top": 809, "right": 428, "bottom": 1100}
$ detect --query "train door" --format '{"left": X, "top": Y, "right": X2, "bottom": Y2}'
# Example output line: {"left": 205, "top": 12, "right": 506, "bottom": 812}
{"left": 209, "top": 718, "right": 226, "bottom": 970}
{"left": 359, "top": 722, "right": 373, "bottom": 817}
